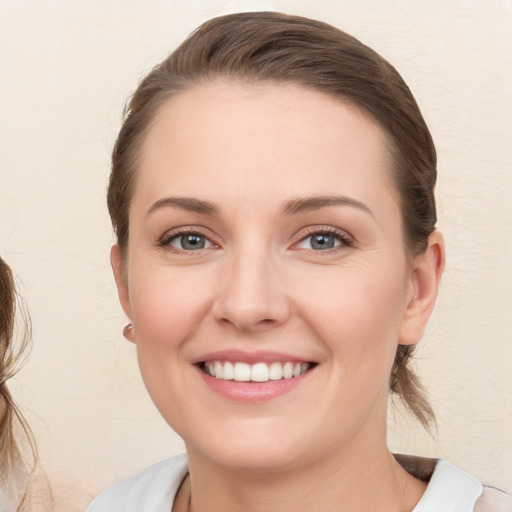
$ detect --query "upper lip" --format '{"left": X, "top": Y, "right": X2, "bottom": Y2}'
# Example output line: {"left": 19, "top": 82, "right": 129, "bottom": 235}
{"left": 192, "top": 349, "right": 315, "bottom": 365}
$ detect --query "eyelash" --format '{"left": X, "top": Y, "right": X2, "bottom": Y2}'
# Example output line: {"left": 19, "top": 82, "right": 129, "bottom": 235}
{"left": 157, "top": 226, "right": 354, "bottom": 254}
{"left": 293, "top": 226, "right": 354, "bottom": 254}
{"left": 158, "top": 227, "right": 217, "bottom": 253}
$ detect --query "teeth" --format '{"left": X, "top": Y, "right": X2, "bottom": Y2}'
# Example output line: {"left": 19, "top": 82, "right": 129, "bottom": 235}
{"left": 214, "top": 361, "right": 223, "bottom": 379}
{"left": 282, "top": 362, "right": 294, "bottom": 379}
{"left": 269, "top": 362, "right": 283, "bottom": 380}
{"left": 251, "top": 363, "right": 269, "bottom": 382}
{"left": 222, "top": 361, "right": 234, "bottom": 380}
{"left": 233, "top": 362, "right": 251, "bottom": 382}
{"left": 204, "top": 361, "right": 311, "bottom": 382}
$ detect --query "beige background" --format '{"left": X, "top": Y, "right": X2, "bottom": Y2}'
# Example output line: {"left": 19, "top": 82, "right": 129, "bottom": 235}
{"left": 1, "top": 0, "right": 511, "bottom": 509}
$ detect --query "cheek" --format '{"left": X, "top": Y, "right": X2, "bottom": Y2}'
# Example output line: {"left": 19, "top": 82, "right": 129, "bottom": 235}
{"left": 127, "top": 265, "right": 215, "bottom": 425}
{"left": 128, "top": 263, "right": 214, "bottom": 364}
{"left": 296, "top": 264, "right": 408, "bottom": 375}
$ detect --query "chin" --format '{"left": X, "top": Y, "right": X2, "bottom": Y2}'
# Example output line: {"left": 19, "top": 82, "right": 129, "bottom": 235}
{"left": 194, "top": 443, "right": 307, "bottom": 474}
{"left": 181, "top": 418, "right": 316, "bottom": 473}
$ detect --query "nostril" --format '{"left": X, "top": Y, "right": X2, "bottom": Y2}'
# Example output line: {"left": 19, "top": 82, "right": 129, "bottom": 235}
{"left": 217, "top": 316, "right": 278, "bottom": 333}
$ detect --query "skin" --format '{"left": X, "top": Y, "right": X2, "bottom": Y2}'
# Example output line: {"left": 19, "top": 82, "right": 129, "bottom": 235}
{"left": 112, "top": 81, "right": 444, "bottom": 512}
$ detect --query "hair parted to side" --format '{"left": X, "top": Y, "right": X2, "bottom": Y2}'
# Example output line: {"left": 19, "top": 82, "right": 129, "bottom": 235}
{"left": 108, "top": 11, "right": 437, "bottom": 429}
{"left": 0, "top": 255, "right": 37, "bottom": 510}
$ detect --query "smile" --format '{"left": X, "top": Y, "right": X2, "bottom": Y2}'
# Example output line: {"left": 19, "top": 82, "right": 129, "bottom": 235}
{"left": 201, "top": 361, "right": 313, "bottom": 382}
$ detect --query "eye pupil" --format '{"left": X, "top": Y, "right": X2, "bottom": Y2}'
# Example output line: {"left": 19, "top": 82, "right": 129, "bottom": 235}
{"left": 311, "top": 234, "right": 335, "bottom": 250}
{"left": 181, "top": 234, "right": 205, "bottom": 250}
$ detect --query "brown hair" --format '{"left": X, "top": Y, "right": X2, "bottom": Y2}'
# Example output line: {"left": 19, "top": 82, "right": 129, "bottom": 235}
{"left": 108, "top": 11, "right": 437, "bottom": 428}
{"left": 0, "top": 255, "right": 36, "bottom": 510}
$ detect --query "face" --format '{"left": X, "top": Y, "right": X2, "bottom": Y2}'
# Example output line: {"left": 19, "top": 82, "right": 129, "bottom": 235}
{"left": 113, "top": 81, "right": 440, "bottom": 472}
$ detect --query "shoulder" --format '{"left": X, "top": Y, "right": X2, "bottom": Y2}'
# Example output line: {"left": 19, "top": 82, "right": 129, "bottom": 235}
{"left": 87, "top": 453, "right": 188, "bottom": 512}
{"left": 416, "top": 459, "right": 484, "bottom": 511}
{"left": 396, "top": 455, "right": 512, "bottom": 512}
{"left": 429, "top": 461, "right": 512, "bottom": 512}
{"left": 475, "top": 486, "right": 512, "bottom": 512}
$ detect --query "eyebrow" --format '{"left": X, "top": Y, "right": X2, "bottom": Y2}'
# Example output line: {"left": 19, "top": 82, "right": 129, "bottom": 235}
{"left": 281, "top": 195, "right": 374, "bottom": 218}
{"left": 146, "top": 197, "right": 220, "bottom": 217}
{"left": 146, "top": 194, "right": 373, "bottom": 218}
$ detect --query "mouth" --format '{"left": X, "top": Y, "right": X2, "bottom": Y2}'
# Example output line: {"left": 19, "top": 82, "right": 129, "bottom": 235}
{"left": 198, "top": 360, "right": 316, "bottom": 383}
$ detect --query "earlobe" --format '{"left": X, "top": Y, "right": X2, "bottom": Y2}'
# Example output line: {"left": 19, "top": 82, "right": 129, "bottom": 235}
{"left": 399, "top": 231, "right": 445, "bottom": 346}
{"left": 123, "top": 323, "right": 135, "bottom": 343}
{"left": 111, "top": 244, "right": 133, "bottom": 325}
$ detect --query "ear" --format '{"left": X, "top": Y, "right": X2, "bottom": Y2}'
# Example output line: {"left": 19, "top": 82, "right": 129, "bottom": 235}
{"left": 399, "top": 230, "right": 445, "bottom": 346}
{"left": 111, "top": 244, "right": 135, "bottom": 343}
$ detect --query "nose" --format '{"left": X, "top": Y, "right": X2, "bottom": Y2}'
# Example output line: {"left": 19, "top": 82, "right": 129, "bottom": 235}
{"left": 212, "top": 247, "right": 291, "bottom": 334}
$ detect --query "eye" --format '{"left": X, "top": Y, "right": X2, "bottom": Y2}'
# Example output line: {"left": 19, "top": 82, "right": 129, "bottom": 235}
{"left": 294, "top": 228, "right": 353, "bottom": 252}
{"left": 170, "top": 233, "right": 212, "bottom": 250}
{"left": 160, "top": 230, "right": 215, "bottom": 251}
{"left": 298, "top": 233, "right": 341, "bottom": 251}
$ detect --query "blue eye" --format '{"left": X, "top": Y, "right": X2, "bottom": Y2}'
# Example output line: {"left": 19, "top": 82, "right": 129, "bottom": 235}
{"left": 296, "top": 230, "right": 350, "bottom": 251}
{"left": 309, "top": 233, "right": 338, "bottom": 250}
{"left": 169, "top": 233, "right": 212, "bottom": 250}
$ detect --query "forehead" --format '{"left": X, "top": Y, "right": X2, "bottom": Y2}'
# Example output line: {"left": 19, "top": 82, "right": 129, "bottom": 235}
{"left": 134, "top": 80, "right": 397, "bottom": 213}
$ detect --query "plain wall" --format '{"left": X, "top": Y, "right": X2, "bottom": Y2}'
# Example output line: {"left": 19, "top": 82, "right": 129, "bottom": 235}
{"left": 1, "top": 0, "right": 511, "bottom": 508}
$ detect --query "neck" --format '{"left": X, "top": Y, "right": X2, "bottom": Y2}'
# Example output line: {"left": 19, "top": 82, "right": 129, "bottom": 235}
{"left": 179, "top": 431, "right": 426, "bottom": 512}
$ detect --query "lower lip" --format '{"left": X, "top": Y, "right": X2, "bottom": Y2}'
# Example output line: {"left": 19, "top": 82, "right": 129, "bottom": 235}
{"left": 196, "top": 366, "right": 313, "bottom": 403}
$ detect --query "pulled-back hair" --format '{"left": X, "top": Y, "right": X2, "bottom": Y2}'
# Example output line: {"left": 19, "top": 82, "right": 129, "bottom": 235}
{"left": 108, "top": 11, "right": 437, "bottom": 428}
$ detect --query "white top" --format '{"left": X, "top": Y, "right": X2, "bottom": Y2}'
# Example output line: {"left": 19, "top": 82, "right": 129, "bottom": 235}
{"left": 87, "top": 453, "right": 511, "bottom": 512}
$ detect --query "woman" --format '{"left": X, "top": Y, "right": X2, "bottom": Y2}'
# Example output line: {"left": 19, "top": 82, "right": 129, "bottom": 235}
{"left": 88, "top": 12, "right": 511, "bottom": 512}
{"left": 0, "top": 255, "right": 34, "bottom": 511}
